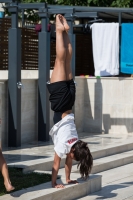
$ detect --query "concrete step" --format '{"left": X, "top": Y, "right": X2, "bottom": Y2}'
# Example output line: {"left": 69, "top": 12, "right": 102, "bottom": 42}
{"left": 0, "top": 174, "right": 102, "bottom": 200}
{"left": 92, "top": 149, "right": 133, "bottom": 174}
{"left": 72, "top": 149, "right": 133, "bottom": 174}
{"left": 77, "top": 163, "right": 133, "bottom": 200}
{"left": 8, "top": 141, "right": 133, "bottom": 173}
{"left": 39, "top": 149, "right": 133, "bottom": 177}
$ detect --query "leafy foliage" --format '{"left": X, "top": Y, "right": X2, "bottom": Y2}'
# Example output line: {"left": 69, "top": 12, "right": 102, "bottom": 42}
{"left": 4, "top": 0, "right": 133, "bottom": 22}
{"left": 54, "top": 0, "right": 133, "bottom": 7}
{"left": 56, "top": 0, "right": 88, "bottom": 6}
{"left": 87, "top": 0, "right": 133, "bottom": 7}
{"left": 111, "top": 0, "right": 133, "bottom": 7}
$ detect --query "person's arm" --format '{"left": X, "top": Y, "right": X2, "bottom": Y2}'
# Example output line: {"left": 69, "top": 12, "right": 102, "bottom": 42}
{"left": 65, "top": 155, "right": 78, "bottom": 184}
{"left": 52, "top": 152, "right": 64, "bottom": 188}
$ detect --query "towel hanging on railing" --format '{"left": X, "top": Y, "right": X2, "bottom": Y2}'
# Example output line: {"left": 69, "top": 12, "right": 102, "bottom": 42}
{"left": 121, "top": 23, "right": 133, "bottom": 74}
{"left": 90, "top": 23, "right": 119, "bottom": 76}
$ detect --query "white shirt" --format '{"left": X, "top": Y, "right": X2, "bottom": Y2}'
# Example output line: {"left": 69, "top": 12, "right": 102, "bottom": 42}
{"left": 49, "top": 113, "right": 78, "bottom": 158}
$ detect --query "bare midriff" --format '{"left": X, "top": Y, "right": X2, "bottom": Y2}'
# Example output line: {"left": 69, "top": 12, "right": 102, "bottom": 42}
{"left": 62, "top": 110, "right": 72, "bottom": 118}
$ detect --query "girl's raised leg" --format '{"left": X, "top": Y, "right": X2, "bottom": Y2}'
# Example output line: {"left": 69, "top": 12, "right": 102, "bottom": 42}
{"left": 64, "top": 31, "right": 73, "bottom": 81}
{"left": 50, "top": 15, "right": 69, "bottom": 83}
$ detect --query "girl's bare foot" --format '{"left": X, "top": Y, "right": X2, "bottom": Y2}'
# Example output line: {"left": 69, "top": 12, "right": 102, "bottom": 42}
{"left": 56, "top": 14, "right": 65, "bottom": 32}
{"left": 60, "top": 15, "right": 70, "bottom": 32}
{"left": 56, "top": 14, "right": 69, "bottom": 32}
{"left": 4, "top": 181, "right": 15, "bottom": 192}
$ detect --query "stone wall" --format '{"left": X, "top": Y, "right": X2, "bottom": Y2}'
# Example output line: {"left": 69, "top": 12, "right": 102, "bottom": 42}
{"left": 0, "top": 71, "right": 133, "bottom": 147}
{"left": 21, "top": 80, "right": 38, "bottom": 144}
{"left": 76, "top": 77, "right": 133, "bottom": 135}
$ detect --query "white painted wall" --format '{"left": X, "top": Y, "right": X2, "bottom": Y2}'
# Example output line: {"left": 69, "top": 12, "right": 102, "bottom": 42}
{"left": 80, "top": 78, "right": 133, "bottom": 134}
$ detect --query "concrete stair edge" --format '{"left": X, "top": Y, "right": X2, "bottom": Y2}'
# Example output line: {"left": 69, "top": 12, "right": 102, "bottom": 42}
{"left": 8, "top": 141, "right": 133, "bottom": 173}
{"left": 72, "top": 149, "right": 133, "bottom": 174}
{"left": 0, "top": 174, "right": 102, "bottom": 200}
{"left": 38, "top": 149, "right": 133, "bottom": 176}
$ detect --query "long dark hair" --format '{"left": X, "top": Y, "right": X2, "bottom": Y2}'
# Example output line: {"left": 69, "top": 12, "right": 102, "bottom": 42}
{"left": 72, "top": 140, "right": 93, "bottom": 179}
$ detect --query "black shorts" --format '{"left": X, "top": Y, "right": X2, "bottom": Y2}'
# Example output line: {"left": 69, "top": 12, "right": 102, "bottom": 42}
{"left": 47, "top": 79, "right": 76, "bottom": 113}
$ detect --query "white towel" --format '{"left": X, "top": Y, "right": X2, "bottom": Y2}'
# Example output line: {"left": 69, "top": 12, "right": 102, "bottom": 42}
{"left": 0, "top": 3, "right": 5, "bottom": 12}
{"left": 90, "top": 23, "right": 119, "bottom": 76}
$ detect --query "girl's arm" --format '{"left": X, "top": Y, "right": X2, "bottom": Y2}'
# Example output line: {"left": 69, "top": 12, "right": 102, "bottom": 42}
{"left": 65, "top": 155, "right": 78, "bottom": 184}
{"left": 52, "top": 152, "right": 64, "bottom": 188}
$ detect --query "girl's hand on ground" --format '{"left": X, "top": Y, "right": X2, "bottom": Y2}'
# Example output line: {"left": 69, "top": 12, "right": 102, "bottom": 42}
{"left": 52, "top": 183, "right": 65, "bottom": 188}
{"left": 67, "top": 180, "right": 78, "bottom": 184}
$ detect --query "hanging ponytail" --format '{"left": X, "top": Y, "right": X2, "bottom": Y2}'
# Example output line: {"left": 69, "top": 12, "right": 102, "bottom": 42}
{"left": 72, "top": 140, "right": 93, "bottom": 178}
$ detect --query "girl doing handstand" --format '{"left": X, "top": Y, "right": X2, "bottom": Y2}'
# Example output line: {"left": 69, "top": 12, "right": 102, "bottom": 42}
{"left": 47, "top": 14, "right": 93, "bottom": 188}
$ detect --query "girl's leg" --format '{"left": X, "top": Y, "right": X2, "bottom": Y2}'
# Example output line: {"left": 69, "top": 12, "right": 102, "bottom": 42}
{"left": 61, "top": 31, "right": 74, "bottom": 118}
{"left": 0, "top": 149, "right": 14, "bottom": 191}
{"left": 50, "top": 15, "right": 69, "bottom": 83}
{"left": 50, "top": 15, "right": 72, "bottom": 118}
{"left": 64, "top": 25, "right": 73, "bottom": 80}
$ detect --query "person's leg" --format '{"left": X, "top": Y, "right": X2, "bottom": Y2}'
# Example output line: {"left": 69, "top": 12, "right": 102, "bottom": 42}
{"left": 49, "top": 15, "right": 73, "bottom": 120}
{"left": 64, "top": 31, "right": 73, "bottom": 81}
{"left": 0, "top": 149, "right": 14, "bottom": 191}
{"left": 50, "top": 15, "right": 69, "bottom": 83}
{"left": 59, "top": 30, "right": 74, "bottom": 118}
